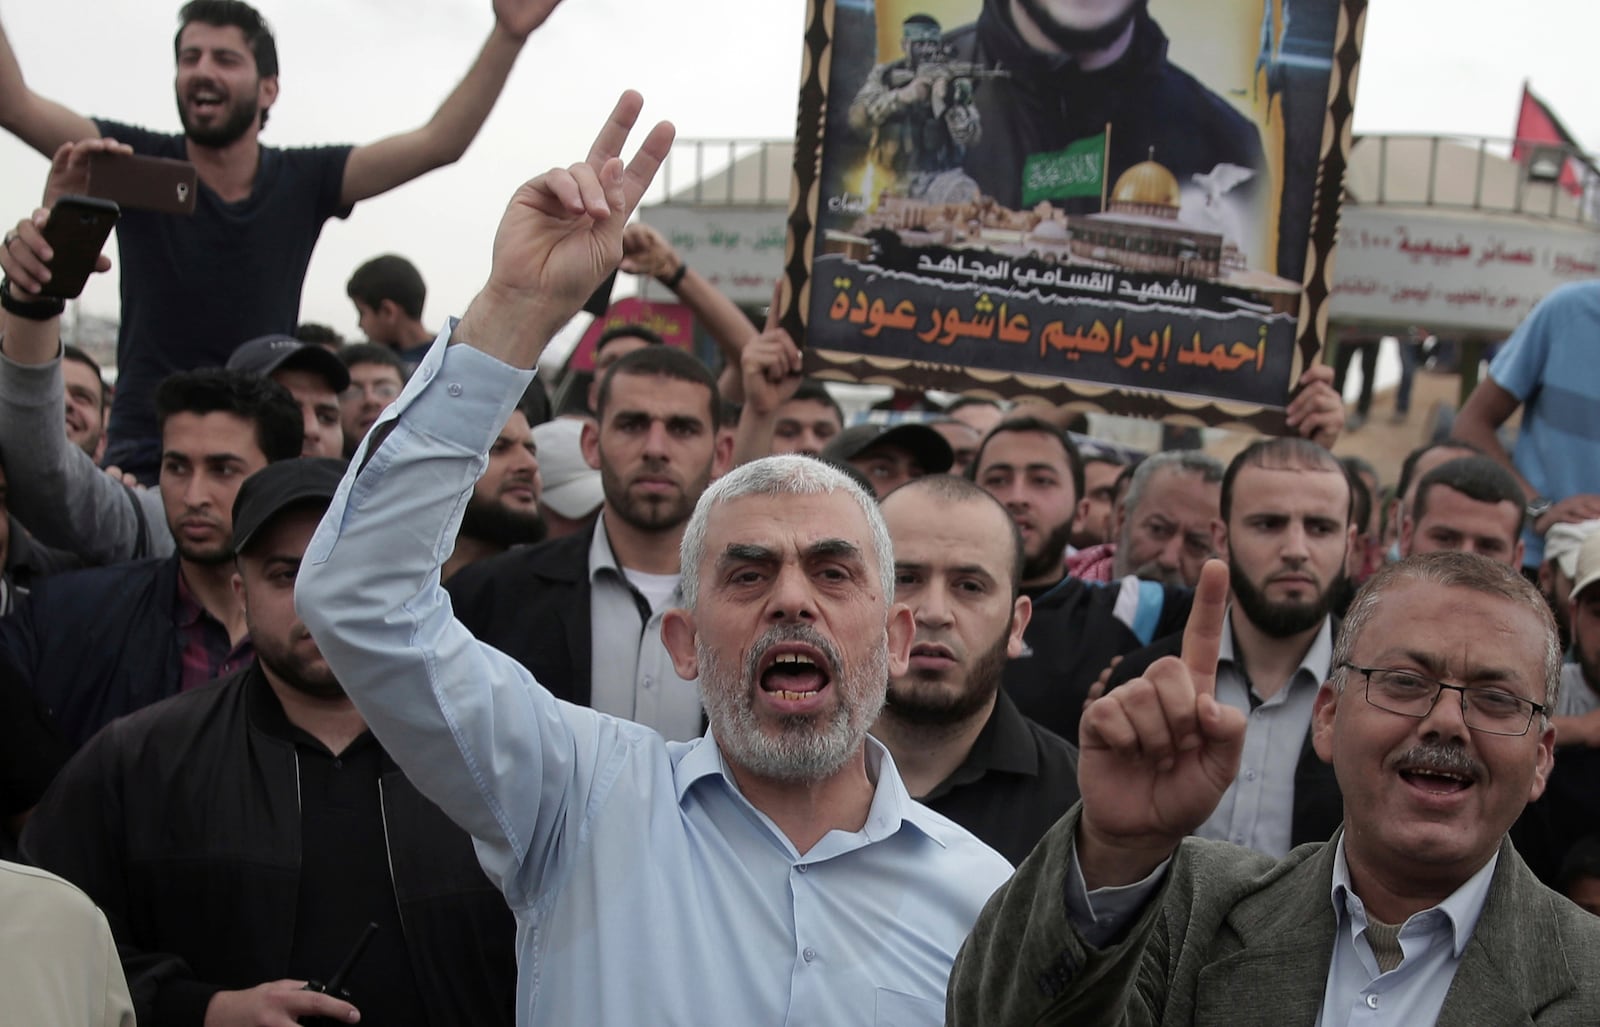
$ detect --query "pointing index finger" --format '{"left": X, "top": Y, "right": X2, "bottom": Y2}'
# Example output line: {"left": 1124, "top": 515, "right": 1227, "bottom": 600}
{"left": 1180, "top": 558, "right": 1229, "bottom": 698}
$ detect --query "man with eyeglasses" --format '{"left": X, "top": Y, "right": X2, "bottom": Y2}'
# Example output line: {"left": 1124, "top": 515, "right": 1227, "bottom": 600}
{"left": 337, "top": 343, "right": 407, "bottom": 456}
{"left": 950, "top": 551, "right": 1598, "bottom": 1024}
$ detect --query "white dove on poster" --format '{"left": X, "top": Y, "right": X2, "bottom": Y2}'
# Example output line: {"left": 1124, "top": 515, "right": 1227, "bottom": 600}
{"left": 1179, "top": 163, "right": 1259, "bottom": 260}
{"left": 1192, "top": 163, "right": 1255, "bottom": 207}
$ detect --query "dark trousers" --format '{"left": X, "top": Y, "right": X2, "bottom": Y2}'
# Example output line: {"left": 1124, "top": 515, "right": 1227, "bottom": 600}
{"left": 1332, "top": 339, "right": 1380, "bottom": 417}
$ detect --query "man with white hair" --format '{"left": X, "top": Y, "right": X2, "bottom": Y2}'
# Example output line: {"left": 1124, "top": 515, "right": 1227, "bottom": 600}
{"left": 295, "top": 93, "right": 1009, "bottom": 1026}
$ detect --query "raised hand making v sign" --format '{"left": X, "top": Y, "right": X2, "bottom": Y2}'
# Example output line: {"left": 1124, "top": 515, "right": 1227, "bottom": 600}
{"left": 455, "top": 91, "right": 675, "bottom": 368}
{"left": 1075, "top": 558, "right": 1247, "bottom": 889}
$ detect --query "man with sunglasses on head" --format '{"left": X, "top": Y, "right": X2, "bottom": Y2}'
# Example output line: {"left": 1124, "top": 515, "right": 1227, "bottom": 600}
{"left": 951, "top": 551, "right": 1598, "bottom": 1025}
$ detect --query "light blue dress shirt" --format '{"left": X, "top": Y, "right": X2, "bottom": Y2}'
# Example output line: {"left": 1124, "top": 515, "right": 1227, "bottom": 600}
{"left": 297, "top": 330, "right": 1012, "bottom": 1027}
{"left": 1318, "top": 840, "right": 1496, "bottom": 1027}
{"left": 1200, "top": 612, "right": 1334, "bottom": 857}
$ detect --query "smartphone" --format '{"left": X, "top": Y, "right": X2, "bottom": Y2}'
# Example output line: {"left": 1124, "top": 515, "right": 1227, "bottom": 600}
{"left": 37, "top": 195, "right": 119, "bottom": 300}
{"left": 86, "top": 151, "right": 198, "bottom": 216}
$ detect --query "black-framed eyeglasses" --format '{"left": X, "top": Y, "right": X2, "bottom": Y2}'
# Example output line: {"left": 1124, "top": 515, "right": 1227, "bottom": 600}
{"left": 1339, "top": 663, "right": 1546, "bottom": 737}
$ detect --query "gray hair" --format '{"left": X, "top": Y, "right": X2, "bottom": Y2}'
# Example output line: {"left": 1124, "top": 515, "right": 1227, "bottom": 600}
{"left": 680, "top": 455, "right": 895, "bottom": 609}
{"left": 1123, "top": 450, "right": 1223, "bottom": 522}
{"left": 1333, "top": 551, "right": 1563, "bottom": 712}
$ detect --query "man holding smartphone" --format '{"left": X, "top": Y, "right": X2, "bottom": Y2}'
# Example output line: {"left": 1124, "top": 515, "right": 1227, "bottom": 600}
{"left": 0, "top": 0, "right": 568, "bottom": 483}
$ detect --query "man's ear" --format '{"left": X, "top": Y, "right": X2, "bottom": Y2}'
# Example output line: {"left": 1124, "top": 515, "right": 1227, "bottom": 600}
{"left": 885, "top": 602, "right": 914, "bottom": 679}
{"left": 1211, "top": 519, "right": 1229, "bottom": 562}
{"left": 1529, "top": 721, "right": 1556, "bottom": 805}
{"left": 257, "top": 75, "right": 279, "bottom": 120}
{"left": 1312, "top": 680, "right": 1340, "bottom": 763}
{"left": 712, "top": 426, "right": 735, "bottom": 480}
{"left": 1006, "top": 595, "right": 1032, "bottom": 658}
{"left": 661, "top": 608, "right": 699, "bottom": 680}
{"left": 580, "top": 419, "right": 602, "bottom": 472}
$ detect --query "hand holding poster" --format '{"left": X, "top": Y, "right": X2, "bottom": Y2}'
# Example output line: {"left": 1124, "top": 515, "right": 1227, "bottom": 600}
{"left": 782, "top": 0, "right": 1366, "bottom": 430}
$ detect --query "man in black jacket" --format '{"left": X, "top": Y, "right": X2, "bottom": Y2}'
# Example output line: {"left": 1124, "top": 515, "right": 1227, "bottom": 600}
{"left": 1106, "top": 437, "right": 1353, "bottom": 855}
{"left": 23, "top": 458, "right": 514, "bottom": 1027}
{"left": 0, "top": 368, "right": 302, "bottom": 749}
{"left": 447, "top": 345, "right": 731, "bottom": 741}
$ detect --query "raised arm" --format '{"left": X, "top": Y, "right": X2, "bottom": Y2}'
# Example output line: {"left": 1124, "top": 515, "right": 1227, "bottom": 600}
{"left": 1074, "top": 560, "right": 1244, "bottom": 886}
{"left": 1284, "top": 362, "right": 1345, "bottom": 450}
{"left": 730, "top": 291, "right": 803, "bottom": 467}
{"left": 620, "top": 222, "right": 759, "bottom": 402}
{"left": 338, "top": 0, "right": 564, "bottom": 206}
{"left": 949, "top": 561, "right": 1247, "bottom": 1023}
{"left": 0, "top": 140, "right": 171, "bottom": 565}
{"left": 296, "top": 93, "right": 672, "bottom": 897}
{"left": 0, "top": 17, "right": 99, "bottom": 158}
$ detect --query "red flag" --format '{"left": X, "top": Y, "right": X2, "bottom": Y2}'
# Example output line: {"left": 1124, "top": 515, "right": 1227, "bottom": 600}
{"left": 1513, "top": 83, "right": 1592, "bottom": 196}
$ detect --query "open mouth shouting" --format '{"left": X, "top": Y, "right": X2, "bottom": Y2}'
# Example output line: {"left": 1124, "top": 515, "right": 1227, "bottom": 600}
{"left": 188, "top": 86, "right": 228, "bottom": 116}
{"left": 755, "top": 639, "right": 837, "bottom": 715}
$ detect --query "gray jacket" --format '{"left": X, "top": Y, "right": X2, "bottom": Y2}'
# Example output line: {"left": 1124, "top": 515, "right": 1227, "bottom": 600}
{"left": 0, "top": 349, "right": 169, "bottom": 566}
{"left": 948, "top": 805, "right": 1600, "bottom": 1025}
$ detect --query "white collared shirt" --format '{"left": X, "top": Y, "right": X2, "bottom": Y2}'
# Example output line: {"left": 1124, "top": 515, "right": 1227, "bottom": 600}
{"left": 586, "top": 513, "right": 703, "bottom": 741}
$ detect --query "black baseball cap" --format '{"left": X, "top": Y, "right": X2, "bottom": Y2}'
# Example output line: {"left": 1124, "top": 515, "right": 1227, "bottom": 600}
{"left": 821, "top": 422, "right": 954, "bottom": 474}
{"left": 227, "top": 334, "right": 352, "bottom": 393}
{"left": 231, "top": 457, "right": 348, "bottom": 556}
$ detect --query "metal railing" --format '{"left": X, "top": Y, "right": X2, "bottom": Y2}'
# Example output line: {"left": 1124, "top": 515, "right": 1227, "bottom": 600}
{"left": 646, "top": 138, "right": 793, "bottom": 208}
{"left": 1350, "top": 133, "right": 1600, "bottom": 226}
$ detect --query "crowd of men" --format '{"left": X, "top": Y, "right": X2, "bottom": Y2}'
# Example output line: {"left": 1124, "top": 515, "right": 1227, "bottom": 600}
{"left": 0, "top": 2, "right": 1597, "bottom": 1025}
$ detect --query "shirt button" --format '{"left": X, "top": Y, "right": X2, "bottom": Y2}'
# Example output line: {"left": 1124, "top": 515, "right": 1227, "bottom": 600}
{"left": 333, "top": 759, "right": 343, "bottom": 770}
{"left": 447, "top": 382, "right": 463, "bottom": 397}
{"left": 1365, "top": 994, "right": 1379, "bottom": 1010}
{"left": 796, "top": 863, "right": 808, "bottom": 873}
{"left": 1245, "top": 769, "right": 1257, "bottom": 781}
{"left": 802, "top": 947, "right": 816, "bottom": 963}
{"left": 643, "top": 677, "right": 654, "bottom": 691}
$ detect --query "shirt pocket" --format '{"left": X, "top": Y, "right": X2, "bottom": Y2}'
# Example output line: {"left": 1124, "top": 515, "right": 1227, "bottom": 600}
{"left": 874, "top": 987, "right": 944, "bottom": 1026}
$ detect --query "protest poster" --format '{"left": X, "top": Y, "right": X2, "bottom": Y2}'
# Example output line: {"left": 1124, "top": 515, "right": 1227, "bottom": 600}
{"left": 781, "top": 0, "right": 1367, "bottom": 430}
{"left": 567, "top": 297, "right": 696, "bottom": 372}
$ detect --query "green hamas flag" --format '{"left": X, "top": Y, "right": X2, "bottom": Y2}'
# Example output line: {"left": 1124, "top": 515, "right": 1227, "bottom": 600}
{"left": 1021, "top": 133, "right": 1106, "bottom": 206}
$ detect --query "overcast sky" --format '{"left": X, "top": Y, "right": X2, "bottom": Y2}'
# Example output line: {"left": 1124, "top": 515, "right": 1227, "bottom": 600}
{"left": 1, "top": 0, "right": 1596, "bottom": 344}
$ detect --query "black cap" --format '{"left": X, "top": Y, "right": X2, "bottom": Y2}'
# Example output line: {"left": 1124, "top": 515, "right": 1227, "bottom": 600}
{"left": 227, "top": 334, "right": 352, "bottom": 393}
{"left": 820, "top": 422, "right": 954, "bottom": 474}
{"left": 231, "top": 457, "right": 348, "bottom": 556}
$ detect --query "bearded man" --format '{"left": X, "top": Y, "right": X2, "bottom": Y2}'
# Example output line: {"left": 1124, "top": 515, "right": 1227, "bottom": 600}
{"left": 0, "top": 0, "right": 569, "bottom": 481}
{"left": 293, "top": 95, "right": 1012, "bottom": 1027}
{"left": 443, "top": 407, "right": 545, "bottom": 582}
{"left": 1106, "top": 436, "right": 1354, "bottom": 857}
{"left": 871, "top": 474, "right": 1081, "bottom": 865}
